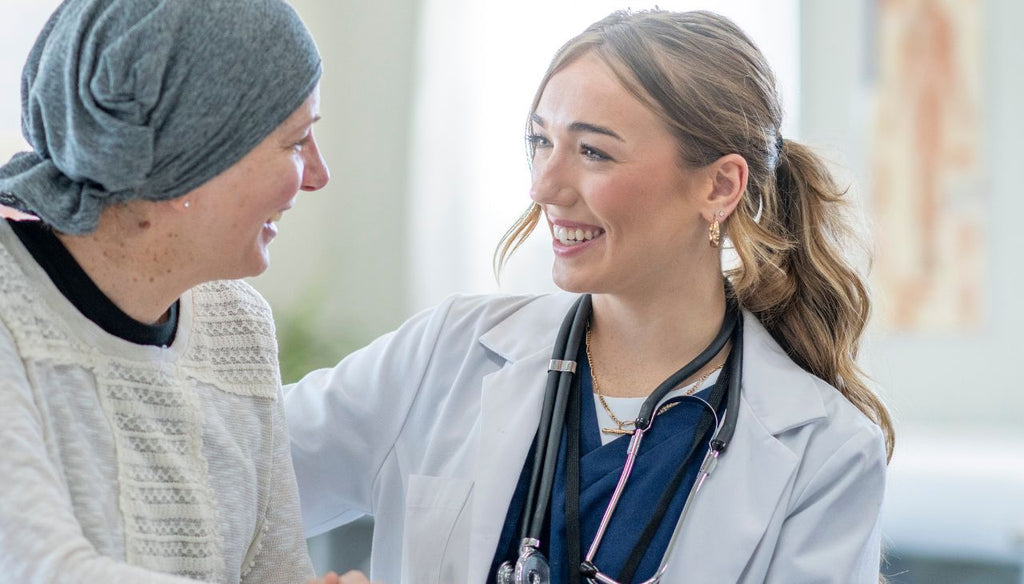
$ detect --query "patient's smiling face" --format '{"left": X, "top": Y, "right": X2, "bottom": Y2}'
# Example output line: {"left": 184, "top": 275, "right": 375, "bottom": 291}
{"left": 181, "top": 86, "right": 330, "bottom": 280}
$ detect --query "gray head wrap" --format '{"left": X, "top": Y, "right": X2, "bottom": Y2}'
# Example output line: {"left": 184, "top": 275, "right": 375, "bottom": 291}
{"left": 0, "top": 0, "right": 321, "bottom": 234}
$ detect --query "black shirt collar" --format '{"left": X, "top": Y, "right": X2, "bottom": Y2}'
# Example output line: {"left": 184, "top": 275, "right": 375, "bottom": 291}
{"left": 7, "top": 219, "right": 178, "bottom": 347}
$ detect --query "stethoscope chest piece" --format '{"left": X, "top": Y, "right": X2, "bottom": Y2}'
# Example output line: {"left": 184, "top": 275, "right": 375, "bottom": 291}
{"left": 497, "top": 538, "right": 550, "bottom": 584}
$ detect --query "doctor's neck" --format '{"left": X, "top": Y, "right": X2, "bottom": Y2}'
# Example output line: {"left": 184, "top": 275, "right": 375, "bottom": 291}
{"left": 588, "top": 272, "right": 729, "bottom": 366}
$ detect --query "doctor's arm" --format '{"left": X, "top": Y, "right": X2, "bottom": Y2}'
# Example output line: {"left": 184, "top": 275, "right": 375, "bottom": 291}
{"left": 284, "top": 299, "right": 454, "bottom": 537}
{"left": 762, "top": 425, "right": 888, "bottom": 583}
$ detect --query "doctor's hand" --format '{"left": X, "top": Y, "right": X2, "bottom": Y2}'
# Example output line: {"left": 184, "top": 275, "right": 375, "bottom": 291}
{"left": 306, "top": 570, "right": 377, "bottom": 584}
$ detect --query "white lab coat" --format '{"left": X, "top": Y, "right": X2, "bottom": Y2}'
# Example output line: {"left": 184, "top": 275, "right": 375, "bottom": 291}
{"left": 286, "top": 293, "right": 886, "bottom": 584}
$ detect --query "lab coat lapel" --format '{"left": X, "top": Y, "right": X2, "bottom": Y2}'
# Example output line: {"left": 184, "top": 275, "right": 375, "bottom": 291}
{"left": 663, "top": 397, "right": 799, "bottom": 581}
{"left": 663, "top": 312, "right": 828, "bottom": 582}
{"left": 467, "top": 293, "right": 578, "bottom": 583}
{"left": 462, "top": 300, "right": 829, "bottom": 582}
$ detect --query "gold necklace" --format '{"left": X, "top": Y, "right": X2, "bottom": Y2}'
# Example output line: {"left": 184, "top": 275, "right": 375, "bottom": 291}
{"left": 586, "top": 326, "right": 724, "bottom": 435}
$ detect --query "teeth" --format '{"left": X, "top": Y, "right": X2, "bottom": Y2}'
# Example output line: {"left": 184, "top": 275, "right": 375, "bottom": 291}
{"left": 554, "top": 225, "right": 602, "bottom": 246}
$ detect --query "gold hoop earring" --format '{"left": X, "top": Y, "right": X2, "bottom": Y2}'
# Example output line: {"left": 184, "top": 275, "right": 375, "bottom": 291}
{"left": 708, "top": 213, "right": 722, "bottom": 248}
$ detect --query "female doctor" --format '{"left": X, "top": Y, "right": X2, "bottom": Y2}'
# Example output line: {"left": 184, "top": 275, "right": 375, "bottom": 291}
{"left": 287, "top": 9, "right": 894, "bottom": 584}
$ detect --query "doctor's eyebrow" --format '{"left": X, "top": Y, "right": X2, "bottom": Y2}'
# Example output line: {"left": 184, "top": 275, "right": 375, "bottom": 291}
{"left": 531, "top": 114, "right": 624, "bottom": 142}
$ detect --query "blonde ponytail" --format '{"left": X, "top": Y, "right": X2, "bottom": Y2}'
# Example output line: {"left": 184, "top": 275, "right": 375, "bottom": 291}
{"left": 728, "top": 140, "right": 894, "bottom": 459}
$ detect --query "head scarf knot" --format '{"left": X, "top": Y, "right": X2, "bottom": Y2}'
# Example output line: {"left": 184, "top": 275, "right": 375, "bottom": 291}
{"left": 0, "top": 0, "right": 321, "bottom": 234}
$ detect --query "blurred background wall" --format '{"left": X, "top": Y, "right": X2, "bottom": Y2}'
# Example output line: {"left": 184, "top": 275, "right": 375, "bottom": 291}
{"left": 2, "top": 0, "right": 1022, "bottom": 582}
{"left": 802, "top": 2, "right": 1024, "bottom": 581}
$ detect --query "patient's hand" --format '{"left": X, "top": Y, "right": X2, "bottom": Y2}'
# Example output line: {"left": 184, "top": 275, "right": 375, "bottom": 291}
{"left": 306, "top": 570, "right": 375, "bottom": 584}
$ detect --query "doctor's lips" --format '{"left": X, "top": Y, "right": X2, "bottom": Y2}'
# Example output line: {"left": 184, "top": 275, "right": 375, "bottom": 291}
{"left": 551, "top": 221, "right": 604, "bottom": 247}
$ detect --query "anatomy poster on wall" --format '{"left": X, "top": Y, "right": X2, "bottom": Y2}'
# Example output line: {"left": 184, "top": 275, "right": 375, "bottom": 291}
{"left": 870, "top": 0, "right": 984, "bottom": 332}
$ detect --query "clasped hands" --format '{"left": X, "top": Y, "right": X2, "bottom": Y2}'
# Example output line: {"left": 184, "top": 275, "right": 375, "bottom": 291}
{"left": 306, "top": 570, "right": 375, "bottom": 584}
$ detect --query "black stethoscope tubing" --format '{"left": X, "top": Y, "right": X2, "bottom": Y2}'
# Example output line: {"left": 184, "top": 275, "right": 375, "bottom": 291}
{"left": 614, "top": 313, "right": 744, "bottom": 582}
{"left": 522, "top": 293, "right": 592, "bottom": 542}
{"left": 713, "top": 308, "right": 742, "bottom": 453}
{"left": 518, "top": 291, "right": 742, "bottom": 545}
{"left": 635, "top": 298, "right": 741, "bottom": 433}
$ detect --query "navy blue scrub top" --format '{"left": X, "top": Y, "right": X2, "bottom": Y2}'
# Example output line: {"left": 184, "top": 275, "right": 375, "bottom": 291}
{"left": 489, "top": 346, "right": 722, "bottom": 583}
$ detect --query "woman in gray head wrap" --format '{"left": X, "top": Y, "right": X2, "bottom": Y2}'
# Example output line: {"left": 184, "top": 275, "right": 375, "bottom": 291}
{"left": 0, "top": 0, "right": 346, "bottom": 582}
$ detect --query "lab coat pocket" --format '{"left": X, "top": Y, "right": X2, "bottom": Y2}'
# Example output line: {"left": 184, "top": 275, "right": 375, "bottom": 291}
{"left": 402, "top": 474, "right": 474, "bottom": 584}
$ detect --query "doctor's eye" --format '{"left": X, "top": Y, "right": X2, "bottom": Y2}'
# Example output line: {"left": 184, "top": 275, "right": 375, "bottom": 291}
{"left": 526, "top": 133, "right": 552, "bottom": 150}
{"left": 581, "top": 144, "right": 612, "bottom": 162}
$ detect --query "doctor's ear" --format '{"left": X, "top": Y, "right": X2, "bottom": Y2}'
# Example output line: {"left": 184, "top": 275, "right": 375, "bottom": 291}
{"left": 702, "top": 153, "right": 747, "bottom": 220}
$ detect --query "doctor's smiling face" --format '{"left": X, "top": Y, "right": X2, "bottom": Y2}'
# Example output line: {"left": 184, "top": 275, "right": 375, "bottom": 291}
{"left": 528, "top": 52, "right": 713, "bottom": 297}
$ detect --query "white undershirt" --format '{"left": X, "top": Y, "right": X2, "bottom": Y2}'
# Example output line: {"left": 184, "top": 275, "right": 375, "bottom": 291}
{"left": 593, "top": 369, "right": 722, "bottom": 445}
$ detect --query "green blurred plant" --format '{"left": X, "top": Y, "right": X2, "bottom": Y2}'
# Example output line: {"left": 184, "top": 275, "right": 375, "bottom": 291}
{"left": 274, "top": 292, "right": 370, "bottom": 385}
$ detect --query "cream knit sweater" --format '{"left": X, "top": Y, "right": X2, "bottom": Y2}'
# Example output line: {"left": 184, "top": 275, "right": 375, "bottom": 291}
{"left": 0, "top": 222, "right": 314, "bottom": 583}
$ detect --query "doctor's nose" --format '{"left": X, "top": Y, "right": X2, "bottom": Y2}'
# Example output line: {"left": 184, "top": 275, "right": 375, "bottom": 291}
{"left": 529, "top": 154, "right": 576, "bottom": 207}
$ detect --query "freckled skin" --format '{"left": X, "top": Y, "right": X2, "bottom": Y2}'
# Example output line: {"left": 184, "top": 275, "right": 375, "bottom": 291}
{"left": 52, "top": 90, "right": 328, "bottom": 325}
{"left": 182, "top": 88, "right": 329, "bottom": 280}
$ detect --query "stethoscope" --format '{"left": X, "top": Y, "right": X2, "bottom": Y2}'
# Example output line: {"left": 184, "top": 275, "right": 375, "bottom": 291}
{"left": 496, "top": 292, "right": 744, "bottom": 584}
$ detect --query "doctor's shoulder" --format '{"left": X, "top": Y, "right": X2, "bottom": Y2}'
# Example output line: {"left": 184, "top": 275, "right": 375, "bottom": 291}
{"left": 768, "top": 365, "right": 888, "bottom": 513}
{"left": 804, "top": 374, "right": 886, "bottom": 459}
{"left": 767, "top": 363, "right": 886, "bottom": 458}
{"left": 423, "top": 292, "right": 579, "bottom": 344}
{"left": 740, "top": 317, "right": 887, "bottom": 497}
{"left": 741, "top": 314, "right": 887, "bottom": 458}
{"left": 357, "top": 292, "right": 577, "bottom": 389}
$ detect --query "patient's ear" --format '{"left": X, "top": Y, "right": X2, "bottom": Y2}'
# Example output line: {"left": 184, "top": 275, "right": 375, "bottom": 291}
{"left": 168, "top": 197, "right": 193, "bottom": 213}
